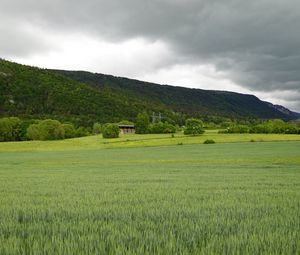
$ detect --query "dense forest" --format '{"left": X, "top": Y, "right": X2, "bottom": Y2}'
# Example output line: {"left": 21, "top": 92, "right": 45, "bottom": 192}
{"left": 0, "top": 59, "right": 171, "bottom": 126}
{"left": 0, "top": 59, "right": 299, "bottom": 126}
{"left": 54, "top": 70, "right": 300, "bottom": 121}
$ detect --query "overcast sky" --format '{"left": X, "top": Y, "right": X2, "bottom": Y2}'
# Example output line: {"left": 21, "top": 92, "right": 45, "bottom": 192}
{"left": 1, "top": 0, "right": 300, "bottom": 111}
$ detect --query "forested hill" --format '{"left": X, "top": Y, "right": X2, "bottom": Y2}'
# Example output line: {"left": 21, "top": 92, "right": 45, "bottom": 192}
{"left": 0, "top": 59, "right": 299, "bottom": 126}
{"left": 53, "top": 69, "right": 299, "bottom": 121}
{"left": 0, "top": 59, "right": 168, "bottom": 126}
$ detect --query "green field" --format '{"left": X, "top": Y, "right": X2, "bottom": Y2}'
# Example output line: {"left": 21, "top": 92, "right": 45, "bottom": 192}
{"left": 0, "top": 134, "right": 300, "bottom": 254}
{"left": 1, "top": 130, "right": 300, "bottom": 152}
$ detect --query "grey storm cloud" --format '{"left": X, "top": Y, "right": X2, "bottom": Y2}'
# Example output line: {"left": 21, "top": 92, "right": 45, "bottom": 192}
{"left": 1, "top": 0, "right": 300, "bottom": 110}
{"left": 0, "top": 13, "right": 54, "bottom": 57}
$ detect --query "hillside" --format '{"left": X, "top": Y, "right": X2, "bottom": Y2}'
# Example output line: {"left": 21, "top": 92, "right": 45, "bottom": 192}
{"left": 0, "top": 59, "right": 299, "bottom": 125}
{"left": 53, "top": 70, "right": 299, "bottom": 121}
{"left": 0, "top": 59, "right": 169, "bottom": 126}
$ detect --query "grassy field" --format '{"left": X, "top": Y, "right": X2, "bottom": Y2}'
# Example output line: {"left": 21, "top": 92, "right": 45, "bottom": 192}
{"left": 0, "top": 134, "right": 300, "bottom": 254}
{"left": 0, "top": 130, "right": 300, "bottom": 152}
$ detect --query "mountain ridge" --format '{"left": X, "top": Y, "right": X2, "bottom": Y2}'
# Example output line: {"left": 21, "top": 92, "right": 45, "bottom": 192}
{"left": 0, "top": 58, "right": 299, "bottom": 126}
{"left": 52, "top": 69, "right": 299, "bottom": 121}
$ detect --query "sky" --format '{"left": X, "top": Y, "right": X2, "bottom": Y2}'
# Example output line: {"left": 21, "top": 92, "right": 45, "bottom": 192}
{"left": 1, "top": 0, "right": 300, "bottom": 112}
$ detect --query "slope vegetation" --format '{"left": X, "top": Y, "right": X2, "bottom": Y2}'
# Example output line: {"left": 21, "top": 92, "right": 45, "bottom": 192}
{"left": 0, "top": 59, "right": 298, "bottom": 125}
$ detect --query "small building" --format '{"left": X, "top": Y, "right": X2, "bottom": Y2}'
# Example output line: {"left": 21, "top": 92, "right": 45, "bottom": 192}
{"left": 118, "top": 124, "right": 135, "bottom": 134}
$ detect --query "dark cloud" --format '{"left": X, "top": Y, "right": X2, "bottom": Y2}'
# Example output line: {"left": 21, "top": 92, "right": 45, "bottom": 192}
{"left": 1, "top": 0, "right": 300, "bottom": 110}
{"left": 0, "top": 15, "right": 54, "bottom": 58}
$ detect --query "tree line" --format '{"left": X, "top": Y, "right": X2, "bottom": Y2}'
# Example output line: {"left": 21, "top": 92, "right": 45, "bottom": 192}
{"left": 0, "top": 117, "right": 90, "bottom": 142}
{"left": 1, "top": 114, "right": 299, "bottom": 142}
{"left": 0, "top": 113, "right": 206, "bottom": 141}
{"left": 220, "top": 119, "right": 300, "bottom": 134}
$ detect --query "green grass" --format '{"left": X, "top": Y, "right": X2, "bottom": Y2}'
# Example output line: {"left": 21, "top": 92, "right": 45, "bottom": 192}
{"left": 0, "top": 130, "right": 300, "bottom": 152}
{"left": 0, "top": 137, "right": 299, "bottom": 254}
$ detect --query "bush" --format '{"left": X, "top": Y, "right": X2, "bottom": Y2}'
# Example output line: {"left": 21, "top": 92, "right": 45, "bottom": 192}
{"left": 92, "top": 123, "right": 102, "bottom": 134}
{"left": 184, "top": 118, "right": 205, "bottom": 136}
{"left": 227, "top": 125, "right": 249, "bottom": 133}
{"left": 26, "top": 124, "right": 41, "bottom": 140}
{"left": 284, "top": 124, "right": 298, "bottom": 134}
{"left": 203, "top": 139, "right": 215, "bottom": 144}
{"left": 149, "top": 122, "right": 176, "bottom": 134}
{"left": 102, "top": 124, "right": 120, "bottom": 138}
{"left": 162, "top": 123, "right": 176, "bottom": 133}
{"left": 249, "top": 124, "right": 270, "bottom": 134}
{"left": 248, "top": 120, "right": 300, "bottom": 134}
{"left": 62, "top": 124, "right": 76, "bottom": 139}
{"left": 135, "top": 112, "right": 150, "bottom": 134}
{"left": 27, "top": 119, "right": 65, "bottom": 140}
{"left": 0, "top": 117, "right": 22, "bottom": 142}
{"left": 220, "top": 120, "right": 234, "bottom": 129}
{"left": 19, "top": 119, "right": 38, "bottom": 141}
{"left": 76, "top": 127, "right": 89, "bottom": 137}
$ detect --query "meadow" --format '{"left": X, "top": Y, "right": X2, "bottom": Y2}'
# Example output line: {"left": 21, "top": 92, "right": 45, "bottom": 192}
{"left": 1, "top": 130, "right": 300, "bottom": 152}
{"left": 0, "top": 133, "right": 300, "bottom": 254}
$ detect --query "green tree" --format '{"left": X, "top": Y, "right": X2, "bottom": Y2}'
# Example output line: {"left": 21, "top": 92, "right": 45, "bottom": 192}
{"left": 92, "top": 123, "right": 102, "bottom": 134}
{"left": 283, "top": 123, "right": 298, "bottom": 134}
{"left": 227, "top": 124, "right": 249, "bottom": 134}
{"left": 39, "top": 119, "right": 65, "bottom": 140}
{"left": 150, "top": 122, "right": 176, "bottom": 134}
{"left": 27, "top": 119, "right": 65, "bottom": 140}
{"left": 26, "top": 124, "right": 41, "bottom": 140}
{"left": 220, "top": 120, "right": 233, "bottom": 129}
{"left": 76, "top": 127, "right": 89, "bottom": 137}
{"left": 0, "top": 117, "right": 22, "bottom": 141}
{"left": 19, "top": 119, "right": 38, "bottom": 141}
{"left": 267, "top": 119, "right": 285, "bottom": 133}
{"left": 62, "top": 124, "right": 76, "bottom": 139}
{"left": 135, "top": 112, "right": 149, "bottom": 134}
{"left": 102, "top": 124, "right": 120, "bottom": 138}
{"left": 184, "top": 118, "right": 205, "bottom": 135}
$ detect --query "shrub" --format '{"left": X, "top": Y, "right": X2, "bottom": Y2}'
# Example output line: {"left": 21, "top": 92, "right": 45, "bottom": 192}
{"left": 284, "top": 124, "right": 298, "bottom": 134}
{"left": 0, "top": 117, "right": 22, "bottom": 142}
{"left": 135, "top": 112, "right": 150, "bottom": 134}
{"left": 220, "top": 120, "right": 234, "bottom": 129}
{"left": 184, "top": 118, "right": 205, "bottom": 136}
{"left": 19, "top": 119, "right": 38, "bottom": 141}
{"left": 163, "top": 123, "right": 176, "bottom": 134}
{"left": 203, "top": 139, "right": 215, "bottom": 144}
{"left": 227, "top": 125, "right": 249, "bottom": 133}
{"left": 26, "top": 124, "right": 41, "bottom": 140}
{"left": 62, "top": 124, "right": 76, "bottom": 139}
{"left": 27, "top": 119, "right": 65, "bottom": 140}
{"left": 248, "top": 119, "right": 300, "bottom": 135}
{"left": 39, "top": 119, "right": 65, "bottom": 140}
{"left": 92, "top": 123, "right": 102, "bottom": 134}
{"left": 149, "top": 122, "right": 176, "bottom": 134}
{"left": 102, "top": 124, "right": 120, "bottom": 138}
{"left": 250, "top": 124, "right": 269, "bottom": 134}
{"left": 76, "top": 127, "right": 89, "bottom": 137}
